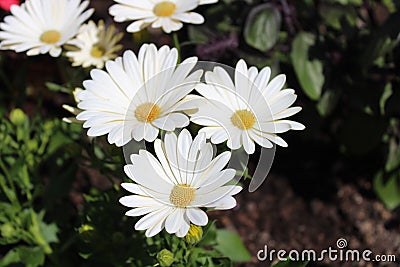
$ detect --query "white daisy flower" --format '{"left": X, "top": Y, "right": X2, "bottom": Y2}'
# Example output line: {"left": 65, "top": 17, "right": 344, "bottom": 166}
{"left": 65, "top": 20, "right": 123, "bottom": 69}
{"left": 109, "top": 0, "right": 218, "bottom": 33}
{"left": 0, "top": 0, "right": 93, "bottom": 57}
{"left": 120, "top": 129, "right": 242, "bottom": 237}
{"left": 76, "top": 44, "right": 203, "bottom": 146}
{"left": 190, "top": 59, "right": 305, "bottom": 154}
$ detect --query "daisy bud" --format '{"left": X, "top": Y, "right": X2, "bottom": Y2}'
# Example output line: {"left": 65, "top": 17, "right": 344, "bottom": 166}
{"left": 185, "top": 224, "right": 203, "bottom": 244}
{"left": 9, "top": 108, "right": 26, "bottom": 126}
{"left": 157, "top": 249, "right": 175, "bottom": 267}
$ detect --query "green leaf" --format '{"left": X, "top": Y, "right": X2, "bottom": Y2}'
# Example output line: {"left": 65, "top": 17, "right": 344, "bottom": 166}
{"left": 291, "top": 32, "right": 324, "bottom": 100}
{"left": 0, "top": 248, "right": 20, "bottom": 266}
{"left": 39, "top": 220, "right": 59, "bottom": 244}
{"left": 16, "top": 246, "right": 45, "bottom": 267}
{"left": 244, "top": 4, "right": 281, "bottom": 51}
{"left": 28, "top": 210, "right": 58, "bottom": 254}
{"left": 374, "top": 171, "right": 400, "bottom": 210}
{"left": 319, "top": 5, "right": 357, "bottom": 30}
{"left": 385, "top": 133, "right": 400, "bottom": 172}
{"left": 45, "top": 82, "right": 71, "bottom": 93}
{"left": 215, "top": 229, "right": 251, "bottom": 263}
{"left": 272, "top": 258, "right": 309, "bottom": 267}
{"left": 379, "top": 83, "right": 393, "bottom": 115}
{"left": 360, "top": 12, "right": 400, "bottom": 68}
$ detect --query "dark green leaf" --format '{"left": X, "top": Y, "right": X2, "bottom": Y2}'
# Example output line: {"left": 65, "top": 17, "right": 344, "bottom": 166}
{"left": 17, "top": 246, "right": 45, "bottom": 267}
{"left": 374, "top": 171, "right": 400, "bottom": 210}
{"left": 244, "top": 4, "right": 281, "bottom": 51}
{"left": 379, "top": 83, "right": 393, "bottom": 115}
{"left": 385, "top": 134, "right": 400, "bottom": 172}
{"left": 291, "top": 32, "right": 324, "bottom": 100}
{"left": 360, "top": 12, "right": 400, "bottom": 68}
{"left": 0, "top": 248, "right": 21, "bottom": 266}
{"left": 45, "top": 82, "right": 71, "bottom": 93}
{"left": 215, "top": 229, "right": 251, "bottom": 263}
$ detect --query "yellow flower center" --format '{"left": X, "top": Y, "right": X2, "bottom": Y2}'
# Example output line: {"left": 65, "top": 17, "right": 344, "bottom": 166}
{"left": 134, "top": 103, "right": 161, "bottom": 123}
{"left": 90, "top": 45, "right": 105, "bottom": 58}
{"left": 231, "top": 110, "right": 256, "bottom": 130}
{"left": 170, "top": 184, "right": 195, "bottom": 208}
{"left": 153, "top": 1, "right": 176, "bottom": 17}
{"left": 40, "top": 30, "right": 61, "bottom": 44}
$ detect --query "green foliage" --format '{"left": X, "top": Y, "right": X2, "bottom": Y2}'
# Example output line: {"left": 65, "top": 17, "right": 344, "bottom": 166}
{"left": 374, "top": 171, "right": 400, "bottom": 210}
{"left": 0, "top": 109, "right": 74, "bottom": 267}
{"left": 215, "top": 229, "right": 251, "bottom": 262}
{"left": 244, "top": 4, "right": 281, "bottom": 51}
{"left": 290, "top": 32, "right": 324, "bottom": 100}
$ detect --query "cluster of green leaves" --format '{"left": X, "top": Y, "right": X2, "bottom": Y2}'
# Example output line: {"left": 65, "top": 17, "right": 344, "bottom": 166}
{"left": 0, "top": 109, "right": 74, "bottom": 266}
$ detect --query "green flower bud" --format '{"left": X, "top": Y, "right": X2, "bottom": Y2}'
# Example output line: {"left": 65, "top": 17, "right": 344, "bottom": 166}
{"left": 157, "top": 249, "right": 174, "bottom": 267}
{"left": 9, "top": 108, "right": 26, "bottom": 126}
{"left": 185, "top": 224, "right": 203, "bottom": 244}
{"left": 1, "top": 223, "right": 15, "bottom": 238}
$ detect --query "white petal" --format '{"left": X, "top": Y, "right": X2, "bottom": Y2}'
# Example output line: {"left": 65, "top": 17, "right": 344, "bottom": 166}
{"left": 135, "top": 207, "right": 172, "bottom": 231}
{"left": 167, "top": 113, "right": 190, "bottom": 128}
{"left": 171, "top": 12, "right": 204, "bottom": 24}
{"left": 249, "top": 131, "right": 273, "bottom": 149}
{"left": 273, "top": 106, "right": 302, "bottom": 120}
{"left": 264, "top": 74, "right": 286, "bottom": 99}
{"left": 165, "top": 208, "right": 184, "bottom": 234}
{"left": 187, "top": 208, "right": 208, "bottom": 226}
{"left": 195, "top": 169, "right": 236, "bottom": 194}
{"left": 143, "top": 124, "right": 159, "bottom": 142}
{"left": 124, "top": 155, "right": 174, "bottom": 192}
{"left": 119, "top": 195, "right": 161, "bottom": 208}
{"left": 125, "top": 206, "right": 162, "bottom": 217}
{"left": 175, "top": 217, "right": 190, "bottom": 237}
{"left": 152, "top": 116, "right": 176, "bottom": 131}
{"left": 207, "top": 196, "right": 238, "bottom": 210}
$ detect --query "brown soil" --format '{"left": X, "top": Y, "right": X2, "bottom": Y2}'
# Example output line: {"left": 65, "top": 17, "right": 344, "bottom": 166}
{"left": 211, "top": 175, "right": 400, "bottom": 267}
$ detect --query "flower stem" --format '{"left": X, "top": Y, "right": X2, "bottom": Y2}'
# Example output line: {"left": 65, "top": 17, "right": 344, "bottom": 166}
{"left": 172, "top": 32, "right": 181, "bottom": 63}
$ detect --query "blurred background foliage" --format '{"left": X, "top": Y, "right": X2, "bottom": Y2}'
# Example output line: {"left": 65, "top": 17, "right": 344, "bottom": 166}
{"left": 1, "top": 0, "right": 400, "bottom": 266}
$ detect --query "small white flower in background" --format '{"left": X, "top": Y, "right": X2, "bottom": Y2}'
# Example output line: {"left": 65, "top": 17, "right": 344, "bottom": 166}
{"left": 77, "top": 44, "right": 203, "bottom": 146}
{"left": 190, "top": 59, "right": 305, "bottom": 154}
{"left": 120, "top": 129, "right": 242, "bottom": 237}
{"left": 109, "top": 0, "right": 218, "bottom": 33}
{"left": 0, "top": 0, "right": 93, "bottom": 57}
{"left": 65, "top": 20, "right": 123, "bottom": 69}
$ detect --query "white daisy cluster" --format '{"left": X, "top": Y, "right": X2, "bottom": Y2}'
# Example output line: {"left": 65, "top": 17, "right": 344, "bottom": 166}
{"left": 0, "top": 0, "right": 123, "bottom": 67}
{"left": 0, "top": 0, "right": 305, "bottom": 239}
{"left": 0, "top": 0, "right": 93, "bottom": 57}
{"left": 76, "top": 43, "right": 304, "bottom": 237}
